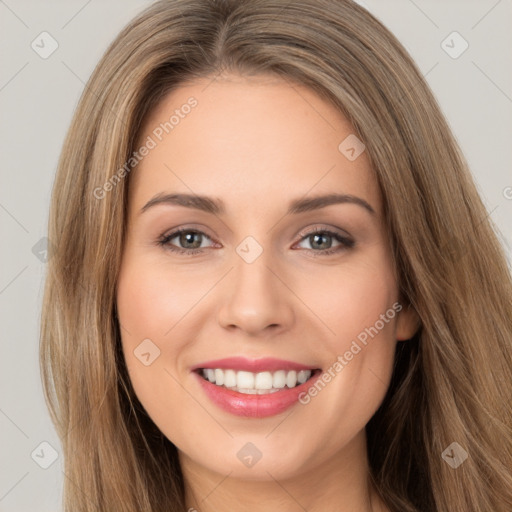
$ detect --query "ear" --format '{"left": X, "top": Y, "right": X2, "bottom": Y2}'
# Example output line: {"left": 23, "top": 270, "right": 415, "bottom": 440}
{"left": 395, "top": 303, "right": 420, "bottom": 341}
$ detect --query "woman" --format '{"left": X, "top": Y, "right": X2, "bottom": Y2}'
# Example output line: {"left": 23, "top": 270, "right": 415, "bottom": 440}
{"left": 40, "top": 0, "right": 512, "bottom": 510}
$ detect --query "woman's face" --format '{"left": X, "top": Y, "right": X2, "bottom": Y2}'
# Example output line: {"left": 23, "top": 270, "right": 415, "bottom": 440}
{"left": 116, "top": 73, "right": 418, "bottom": 482}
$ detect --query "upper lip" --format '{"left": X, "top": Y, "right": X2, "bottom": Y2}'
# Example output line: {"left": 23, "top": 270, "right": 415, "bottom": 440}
{"left": 191, "top": 357, "right": 319, "bottom": 373}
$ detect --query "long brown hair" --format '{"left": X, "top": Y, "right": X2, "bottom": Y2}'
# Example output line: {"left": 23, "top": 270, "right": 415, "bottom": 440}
{"left": 40, "top": 1, "right": 512, "bottom": 510}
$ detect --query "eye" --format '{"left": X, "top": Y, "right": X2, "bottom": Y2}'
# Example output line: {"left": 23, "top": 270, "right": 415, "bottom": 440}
{"left": 157, "top": 226, "right": 355, "bottom": 257}
{"left": 294, "top": 227, "right": 355, "bottom": 256}
{"left": 157, "top": 228, "right": 216, "bottom": 255}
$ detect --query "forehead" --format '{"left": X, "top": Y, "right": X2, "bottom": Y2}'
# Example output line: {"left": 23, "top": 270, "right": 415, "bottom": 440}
{"left": 128, "top": 74, "right": 379, "bottom": 217}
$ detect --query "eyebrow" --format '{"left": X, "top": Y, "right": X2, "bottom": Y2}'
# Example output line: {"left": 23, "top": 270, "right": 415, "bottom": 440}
{"left": 139, "top": 192, "right": 376, "bottom": 216}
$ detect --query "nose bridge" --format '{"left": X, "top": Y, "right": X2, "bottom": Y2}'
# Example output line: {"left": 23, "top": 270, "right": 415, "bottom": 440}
{"left": 216, "top": 240, "right": 294, "bottom": 334}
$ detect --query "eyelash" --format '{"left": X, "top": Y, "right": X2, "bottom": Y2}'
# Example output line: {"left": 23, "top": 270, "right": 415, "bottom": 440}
{"left": 157, "top": 226, "right": 355, "bottom": 257}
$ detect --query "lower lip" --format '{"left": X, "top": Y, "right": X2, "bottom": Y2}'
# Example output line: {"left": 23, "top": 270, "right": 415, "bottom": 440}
{"left": 194, "top": 370, "right": 321, "bottom": 418}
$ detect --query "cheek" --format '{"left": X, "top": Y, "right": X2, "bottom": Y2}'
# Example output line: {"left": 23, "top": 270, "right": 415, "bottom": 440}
{"left": 296, "top": 254, "right": 398, "bottom": 420}
{"left": 116, "top": 257, "right": 190, "bottom": 396}
{"left": 300, "top": 253, "right": 397, "bottom": 347}
{"left": 116, "top": 257, "right": 205, "bottom": 346}
{"left": 116, "top": 258, "right": 201, "bottom": 444}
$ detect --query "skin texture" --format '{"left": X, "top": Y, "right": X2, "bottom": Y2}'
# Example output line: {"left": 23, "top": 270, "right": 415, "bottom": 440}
{"left": 116, "top": 73, "right": 419, "bottom": 512}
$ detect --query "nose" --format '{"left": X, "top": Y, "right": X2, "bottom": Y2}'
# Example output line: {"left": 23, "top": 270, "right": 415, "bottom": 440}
{"left": 217, "top": 252, "right": 295, "bottom": 336}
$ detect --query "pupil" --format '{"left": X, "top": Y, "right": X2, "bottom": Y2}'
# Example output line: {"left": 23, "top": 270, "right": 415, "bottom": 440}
{"left": 181, "top": 232, "right": 202, "bottom": 249}
{"left": 311, "top": 233, "right": 331, "bottom": 250}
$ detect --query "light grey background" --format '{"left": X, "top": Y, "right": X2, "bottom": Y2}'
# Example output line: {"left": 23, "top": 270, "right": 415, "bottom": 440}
{"left": 1, "top": 1, "right": 511, "bottom": 510}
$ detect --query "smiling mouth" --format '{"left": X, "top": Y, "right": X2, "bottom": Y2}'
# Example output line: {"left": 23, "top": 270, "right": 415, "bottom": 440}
{"left": 195, "top": 368, "right": 322, "bottom": 395}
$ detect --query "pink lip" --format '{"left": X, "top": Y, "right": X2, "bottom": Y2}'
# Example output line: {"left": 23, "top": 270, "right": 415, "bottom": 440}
{"left": 191, "top": 357, "right": 322, "bottom": 418}
{"left": 194, "top": 371, "right": 322, "bottom": 418}
{"left": 191, "top": 356, "right": 317, "bottom": 373}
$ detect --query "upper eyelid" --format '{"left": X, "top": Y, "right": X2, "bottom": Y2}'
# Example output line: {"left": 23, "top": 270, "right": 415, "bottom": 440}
{"left": 161, "top": 225, "right": 216, "bottom": 240}
{"left": 296, "top": 225, "right": 351, "bottom": 238}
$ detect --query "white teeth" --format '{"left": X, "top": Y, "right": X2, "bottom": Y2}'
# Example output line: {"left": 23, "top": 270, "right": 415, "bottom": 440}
{"left": 286, "top": 370, "right": 297, "bottom": 388}
{"left": 200, "top": 368, "right": 313, "bottom": 393}
{"left": 239, "top": 388, "right": 257, "bottom": 394}
{"left": 224, "top": 369, "right": 237, "bottom": 388}
{"left": 297, "top": 370, "right": 309, "bottom": 384}
{"left": 254, "top": 371, "right": 273, "bottom": 389}
{"left": 237, "top": 371, "right": 255, "bottom": 389}
{"left": 214, "top": 369, "right": 224, "bottom": 386}
{"left": 273, "top": 370, "right": 286, "bottom": 389}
